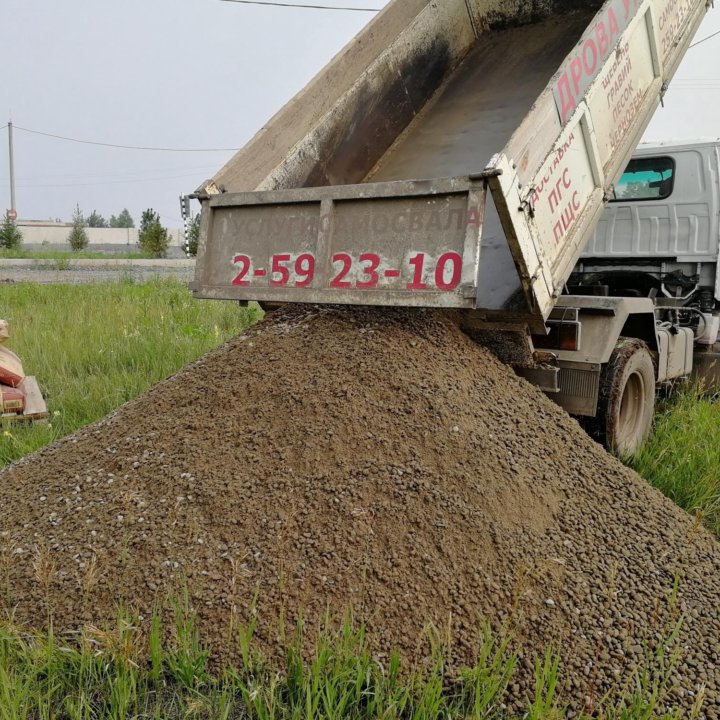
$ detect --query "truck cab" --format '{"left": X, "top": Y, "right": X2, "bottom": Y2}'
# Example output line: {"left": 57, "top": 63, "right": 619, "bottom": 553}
{"left": 543, "top": 141, "right": 720, "bottom": 453}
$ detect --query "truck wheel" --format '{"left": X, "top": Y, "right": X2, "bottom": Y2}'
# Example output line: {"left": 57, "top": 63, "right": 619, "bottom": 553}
{"left": 596, "top": 339, "right": 656, "bottom": 456}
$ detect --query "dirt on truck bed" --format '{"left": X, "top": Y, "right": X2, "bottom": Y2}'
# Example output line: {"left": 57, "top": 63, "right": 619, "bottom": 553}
{"left": 1, "top": 306, "right": 719, "bottom": 714}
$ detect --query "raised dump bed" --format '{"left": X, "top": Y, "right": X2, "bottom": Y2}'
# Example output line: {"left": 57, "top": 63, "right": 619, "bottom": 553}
{"left": 192, "top": 0, "right": 709, "bottom": 332}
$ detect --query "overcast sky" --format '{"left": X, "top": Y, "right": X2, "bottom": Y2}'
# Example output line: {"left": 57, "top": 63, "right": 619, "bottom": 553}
{"left": 1, "top": 0, "right": 718, "bottom": 228}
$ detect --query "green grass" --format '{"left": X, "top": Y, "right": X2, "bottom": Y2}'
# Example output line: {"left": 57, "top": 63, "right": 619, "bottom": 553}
{"left": 0, "top": 609, "right": 696, "bottom": 720}
{"left": 0, "top": 248, "right": 158, "bottom": 260}
{"left": 630, "top": 389, "right": 720, "bottom": 536}
{"left": 0, "top": 280, "right": 260, "bottom": 465}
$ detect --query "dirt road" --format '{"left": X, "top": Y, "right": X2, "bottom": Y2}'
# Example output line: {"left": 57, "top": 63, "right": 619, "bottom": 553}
{"left": 0, "top": 258, "right": 194, "bottom": 284}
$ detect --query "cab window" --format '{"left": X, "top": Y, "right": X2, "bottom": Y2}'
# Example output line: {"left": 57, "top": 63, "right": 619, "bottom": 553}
{"left": 611, "top": 156, "right": 675, "bottom": 202}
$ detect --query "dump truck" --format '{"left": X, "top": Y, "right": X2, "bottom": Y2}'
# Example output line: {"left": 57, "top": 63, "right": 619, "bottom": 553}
{"left": 188, "top": 0, "right": 714, "bottom": 455}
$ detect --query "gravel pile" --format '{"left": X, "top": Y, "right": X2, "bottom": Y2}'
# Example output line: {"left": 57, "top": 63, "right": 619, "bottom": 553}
{"left": 1, "top": 305, "right": 719, "bottom": 715}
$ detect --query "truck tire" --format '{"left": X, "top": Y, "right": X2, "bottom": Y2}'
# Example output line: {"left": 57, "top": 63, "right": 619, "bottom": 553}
{"left": 596, "top": 339, "right": 656, "bottom": 456}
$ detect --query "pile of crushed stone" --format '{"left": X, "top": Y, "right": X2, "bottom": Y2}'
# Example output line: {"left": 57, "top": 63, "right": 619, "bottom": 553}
{"left": 1, "top": 306, "right": 719, "bottom": 715}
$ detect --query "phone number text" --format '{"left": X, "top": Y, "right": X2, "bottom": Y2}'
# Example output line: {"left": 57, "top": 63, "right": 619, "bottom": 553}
{"left": 231, "top": 251, "right": 464, "bottom": 292}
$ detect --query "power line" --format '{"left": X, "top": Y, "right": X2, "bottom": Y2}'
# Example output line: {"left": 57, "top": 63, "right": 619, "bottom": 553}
{"left": 219, "top": 0, "right": 380, "bottom": 10}
{"left": 13, "top": 125, "right": 241, "bottom": 152}
{"left": 690, "top": 29, "right": 720, "bottom": 49}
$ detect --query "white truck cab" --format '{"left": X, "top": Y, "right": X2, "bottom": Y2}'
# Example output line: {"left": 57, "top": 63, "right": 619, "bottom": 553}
{"left": 547, "top": 141, "right": 720, "bottom": 452}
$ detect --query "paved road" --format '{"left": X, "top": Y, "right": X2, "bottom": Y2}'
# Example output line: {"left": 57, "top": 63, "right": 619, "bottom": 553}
{"left": 0, "top": 259, "right": 195, "bottom": 285}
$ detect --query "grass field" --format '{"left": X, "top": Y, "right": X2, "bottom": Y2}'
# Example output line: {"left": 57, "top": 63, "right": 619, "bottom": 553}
{"left": 0, "top": 280, "right": 259, "bottom": 465}
{"left": 630, "top": 390, "right": 720, "bottom": 537}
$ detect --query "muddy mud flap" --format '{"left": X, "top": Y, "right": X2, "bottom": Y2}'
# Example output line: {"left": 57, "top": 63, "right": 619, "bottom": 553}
{"left": 552, "top": 362, "right": 601, "bottom": 417}
{"left": 515, "top": 366, "right": 560, "bottom": 394}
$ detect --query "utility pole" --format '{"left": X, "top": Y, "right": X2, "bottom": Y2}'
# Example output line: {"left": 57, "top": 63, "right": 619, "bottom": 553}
{"left": 7, "top": 121, "right": 17, "bottom": 220}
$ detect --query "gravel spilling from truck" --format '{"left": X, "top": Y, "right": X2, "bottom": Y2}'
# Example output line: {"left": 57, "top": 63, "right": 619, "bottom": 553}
{"left": 1, "top": 306, "right": 719, "bottom": 714}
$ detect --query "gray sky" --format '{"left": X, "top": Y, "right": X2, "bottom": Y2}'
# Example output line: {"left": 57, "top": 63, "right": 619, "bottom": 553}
{"left": 1, "top": 0, "right": 718, "bottom": 229}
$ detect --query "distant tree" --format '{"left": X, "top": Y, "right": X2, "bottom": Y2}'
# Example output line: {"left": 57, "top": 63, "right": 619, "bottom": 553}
{"left": 0, "top": 219, "right": 23, "bottom": 249}
{"left": 186, "top": 214, "right": 200, "bottom": 257}
{"left": 109, "top": 208, "right": 135, "bottom": 228}
{"left": 67, "top": 204, "right": 89, "bottom": 251}
{"left": 138, "top": 209, "right": 169, "bottom": 258}
{"left": 86, "top": 210, "right": 108, "bottom": 228}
